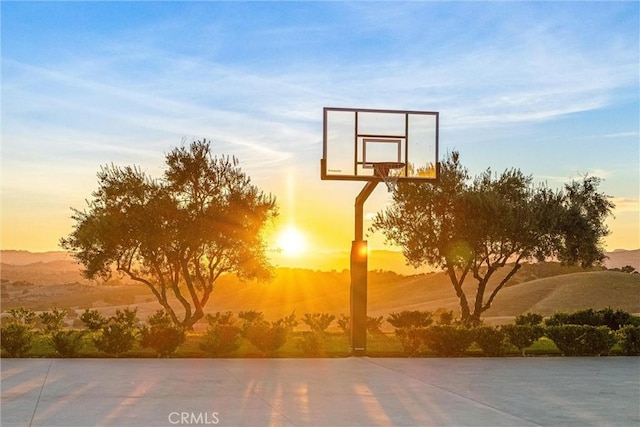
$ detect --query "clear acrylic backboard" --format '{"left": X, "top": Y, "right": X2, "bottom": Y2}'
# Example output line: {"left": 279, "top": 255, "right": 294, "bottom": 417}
{"left": 321, "top": 107, "right": 439, "bottom": 182}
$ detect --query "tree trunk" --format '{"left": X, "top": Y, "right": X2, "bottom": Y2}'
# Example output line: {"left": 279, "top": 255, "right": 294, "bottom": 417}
{"left": 467, "top": 313, "right": 482, "bottom": 327}
{"left": 446, "top": 266, "right": 471, "bottom": 324}
{"left": 182, "top": 310, "right": 204, "bottom": 330}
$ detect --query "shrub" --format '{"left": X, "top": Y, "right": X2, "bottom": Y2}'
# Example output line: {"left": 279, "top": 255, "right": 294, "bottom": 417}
{"left": 244, "top": 321, "right": 287, "bottom": 356}
{"left": 39, "top": 308, "right": 68, "bottom": 334}
{"left": 238, "top": 310, "right": 265, "bottom": 332}
{"left": 299, "top": 313, "right": 337, "bottom": 357}
{"left": 200, "top": 312, "right": 242, "bottom": 357}
{"left": 395, "top": 327, "right": 425, "bottom": 356}
{"left": 38, "top": 307, "right": 88, "bottom": 357}
{"left": 140, "top": 310, "right": 185, "bottom": 357}
{"left": 279, "top": 312, "right": 299, "bottom": 330}
{"left": 515, "top": 312, "right": 544, "bottom": 326}
{"left": 387, "top": 310, "right": 433, "bottom": 329}
{"left": 620, "top": 265, "right": 636, "bottom": 274}
{"left": 501, "top": 324, "right": 544, "bottom": 356}
{"left": 473, "top": 326, "right": 508, "bottom": 357}
{"left": 242, "top": 312, "right": 297, "bottom": 356}
{"left": 302, "top": 313, "right": 335, "bottom": 334}
{"left": 616, "top": 325, "right": 640, "bottom": 356}
{"left": 1, "top": 323, "right": 34, "bottom": 357}
{"left": 6, "top": 307, "right": 37, "bottom": 326}
{"left": 367, "top": 316, "right": 385, "bottom": 335}
{"left": 337, "top": 314, "right": 385, "bottom": 337}
{"left": 113, "top": 307, "right": 139, "bottom": 328}
{"left": 298, "top": 332, "right": 324, "bottom": 357}
{"left": 80, "top": 309, "right": 108, "bottom": 331}
{"left": 600, "top": 308, "right": 633, "bottom": 331}
{"left": 50, "top": 330, "right": 85, "bottom": 357}
{"left": 546, "top": 308, "right": 639, "bottom": 330}
{"left": 433, "top": 309, "right": 455, "bottom": 326}
{"left": 421, "top": 326, "right": 474, "bottom": 357}
{"left": 545, "top": 309, "right": 597, "bottom": 327}
{"left": 545, "top": 325, "right": 615, "bottom": 356}
{"left": 0, "top": 307, "right": 36, "bottom": 356}
{"left": 95, "top": 323, "right": 137, "bottom": 356}
{"left": 582, "top": 326, "right": 616, "bottom": 356}
{"left": 388, "top": 311, "right": 435, "bottom": 357}
{"left": 337, "top": 314, "right": 350, "bottom": 336}
{"left": 94, "top": 308, "right": 138, "bottom": 356}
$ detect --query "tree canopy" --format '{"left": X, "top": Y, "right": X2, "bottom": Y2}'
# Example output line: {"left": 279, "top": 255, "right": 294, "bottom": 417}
{"left": 61, "top": 140, "right": 278, "bottom": 328}
{"left": 372, "top": 152, "right": 614, "bottom": 326}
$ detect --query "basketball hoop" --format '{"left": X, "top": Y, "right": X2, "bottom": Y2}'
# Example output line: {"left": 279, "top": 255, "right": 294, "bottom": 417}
{"left": 372, "top": 162, "right": 405, "bottom": 193}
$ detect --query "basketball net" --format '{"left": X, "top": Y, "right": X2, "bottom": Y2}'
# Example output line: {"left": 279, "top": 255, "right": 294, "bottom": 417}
{"left": 373, "top": 162, "right": 405, "bottom": 193}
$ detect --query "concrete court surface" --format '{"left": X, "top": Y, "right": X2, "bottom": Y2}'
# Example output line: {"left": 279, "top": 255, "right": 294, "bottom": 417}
{"left": 1, "top": 357, "right": 639, "bottom": 427}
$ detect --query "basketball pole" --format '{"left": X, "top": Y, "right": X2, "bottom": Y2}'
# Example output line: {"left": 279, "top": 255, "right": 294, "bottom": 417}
{"left": 351, "top": 180, "right": 378, "bottom": 356}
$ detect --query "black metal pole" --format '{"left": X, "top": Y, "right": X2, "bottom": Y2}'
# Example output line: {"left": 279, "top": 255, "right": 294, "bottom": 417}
{"left": 350, "top": 181, "right": 378, "bottom": 356}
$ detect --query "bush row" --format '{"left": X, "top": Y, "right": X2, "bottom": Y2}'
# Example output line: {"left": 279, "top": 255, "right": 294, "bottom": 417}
{"left": 1, "top": 308, "right": 344, "bottom": 358}
{"left": 391, "top": 324, "right": 637, "bottom": 357}
{"left": 0, "top": 307, "right": 180, "bottom": 358}
{"left": 2, "top": 307, "right": 639, "bottom": 357}
{"left": 388, "top": 309, "right": 640, "bottom": 357}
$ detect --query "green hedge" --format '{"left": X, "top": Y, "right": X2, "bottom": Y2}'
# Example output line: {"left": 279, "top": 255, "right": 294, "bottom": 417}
{"left": 545, "top": 308, "right": 640, "bottom": 330}
{"left": 473, "top": 326, "right": 508, "bottom": 357}
{"left": 545, "top": 325, "right": 615, "bottom": 356}
{"left": 3, "top": 306, "right": 640, "bottom": 358}
{"left": 501, "top": 324, "right": 545, "bottom": 356}
{"left": 616, "top": 325, "right": 640, "bottom": 356}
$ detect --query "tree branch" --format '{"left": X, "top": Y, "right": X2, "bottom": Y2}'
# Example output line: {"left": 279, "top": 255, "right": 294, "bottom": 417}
{"left": 116, "top": 266, "right": 170, "bottom": 313}
{"left": 482, "top": 255, "right": 524, "bottom": 312}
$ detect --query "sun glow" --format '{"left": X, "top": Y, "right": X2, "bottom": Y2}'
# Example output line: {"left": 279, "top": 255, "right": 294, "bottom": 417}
{"left": 276, "top": 225, "right": 308, "bottom": 257}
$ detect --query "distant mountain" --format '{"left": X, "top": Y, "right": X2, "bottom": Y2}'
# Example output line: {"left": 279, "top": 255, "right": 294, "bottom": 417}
{"left": 604, "top": 249, "right": 640, "bottom": 271}
{"left": 0, "top": 249, "right": 434, "bottom": 275}
{"left": 0, "top": 250, "right": 72, "bottom": 265}
{"left": 1, "top": 248, "right": 637, "bottom": 274}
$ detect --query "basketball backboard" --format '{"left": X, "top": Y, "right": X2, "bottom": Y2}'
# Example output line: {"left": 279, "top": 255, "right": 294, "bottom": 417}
{"left": 321, "top": 107, "right": 439, "bottom": 182}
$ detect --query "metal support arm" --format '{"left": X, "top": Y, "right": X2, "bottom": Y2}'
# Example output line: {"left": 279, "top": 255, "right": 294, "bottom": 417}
{"left": 354, "top": 181, "right": 378, "bottom": 241}
{"left": 350, "top": 180, "right": 378, "bottom": 356}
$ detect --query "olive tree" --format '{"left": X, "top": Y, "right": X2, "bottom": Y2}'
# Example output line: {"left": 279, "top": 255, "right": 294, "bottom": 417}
{"left": 61, "top": 140, "right": 277, "bottom": 328}
{"left": 372, "top": 152, "right": 613, "bottom": 326}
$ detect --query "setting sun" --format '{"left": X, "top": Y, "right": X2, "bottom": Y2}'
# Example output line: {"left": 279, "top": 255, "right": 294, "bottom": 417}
{"left": 276, "top": 225, "right": 308, "bottom": 257}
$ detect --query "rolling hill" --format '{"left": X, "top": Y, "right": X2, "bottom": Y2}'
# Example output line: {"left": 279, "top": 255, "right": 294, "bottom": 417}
{"left": 2, "top": 254, "right": 638, "bottom": 329}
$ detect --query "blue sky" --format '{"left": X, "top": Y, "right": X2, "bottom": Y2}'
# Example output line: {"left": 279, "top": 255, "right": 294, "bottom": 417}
{"left": 1, "top": 1, "right": 639, "bottom": 257}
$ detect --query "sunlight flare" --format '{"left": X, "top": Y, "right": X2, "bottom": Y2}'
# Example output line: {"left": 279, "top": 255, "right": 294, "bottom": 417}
{"left": 277, "top": 225, "right": 308, "bottom": 257}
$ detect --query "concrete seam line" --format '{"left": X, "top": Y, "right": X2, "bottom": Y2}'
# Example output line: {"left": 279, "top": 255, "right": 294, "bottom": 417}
{"left": 29, "top": 359, "right": 53, "bottom": 427}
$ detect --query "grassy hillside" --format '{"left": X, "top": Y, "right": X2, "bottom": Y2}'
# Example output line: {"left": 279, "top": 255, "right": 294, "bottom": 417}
{"left": 368, "top": 268, "right": 640, "bottom": 325}
{"left": 485, "top": 270, "right": 640, "bottom": 316}
{"left": 3, "top": 261, "right": 638, "bottom": 330}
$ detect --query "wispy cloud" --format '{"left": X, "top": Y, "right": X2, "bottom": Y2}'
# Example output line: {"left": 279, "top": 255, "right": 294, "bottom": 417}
{"left": 5, "top": 2, "right": 637, "bottom": 142}
{"left": 609, "top": 197, "right": 640, "bottom": 214}
{"left": 598, "top": 131, "right": 640, "bottom": 139}
{"left": 2, "top": 2, "right": 638, "bottom": 251}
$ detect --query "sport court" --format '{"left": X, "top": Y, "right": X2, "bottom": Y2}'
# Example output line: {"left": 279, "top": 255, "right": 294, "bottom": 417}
{"left": 4, "top": 110, "right": 637, "bottom": 426}
{"left": 2, "top": 357, "right": 638, "bottom": 426}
